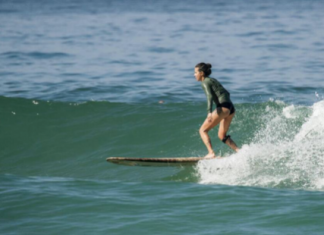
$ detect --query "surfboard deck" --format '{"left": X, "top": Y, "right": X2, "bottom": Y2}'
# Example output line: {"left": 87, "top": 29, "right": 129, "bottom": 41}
{"left": 106, "top": 157, "right": 205, "bottom": 167}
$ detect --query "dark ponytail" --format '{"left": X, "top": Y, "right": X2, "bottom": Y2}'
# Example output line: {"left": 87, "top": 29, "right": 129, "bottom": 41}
{"left": 195, "top": 62, "right": 212, "bottom": 77}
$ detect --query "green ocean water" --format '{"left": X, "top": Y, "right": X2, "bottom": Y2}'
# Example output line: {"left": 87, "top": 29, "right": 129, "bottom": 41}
{"left": 2, "top": 95, "right": 324, "bottom": 186}
{"left": 2, "top": 175, "right": 324, "bottom": 235}
{"left": 1, "top": 96, "right": 324, "bottom": 234}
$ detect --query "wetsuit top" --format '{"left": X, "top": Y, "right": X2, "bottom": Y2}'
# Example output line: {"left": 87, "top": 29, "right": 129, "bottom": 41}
{"left": 201, "top": 77, "right": 231, "bottom": 113}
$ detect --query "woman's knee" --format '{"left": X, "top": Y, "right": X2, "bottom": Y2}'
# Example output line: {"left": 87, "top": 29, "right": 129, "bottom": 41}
{"left": 199, "top": 126, "right": 209, "bottom": 135}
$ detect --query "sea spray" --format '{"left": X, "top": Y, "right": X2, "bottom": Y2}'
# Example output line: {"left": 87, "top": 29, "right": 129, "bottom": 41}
{"left": 197, "top": 100, "right": 324, "bottom": 190}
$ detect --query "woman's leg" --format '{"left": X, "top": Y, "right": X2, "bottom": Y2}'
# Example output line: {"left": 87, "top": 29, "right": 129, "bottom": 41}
{"left": 199, "top": 107, "right": 229, "bottom": 158}
{"left": 218, "top": 112, "right": 239, "bottom": 152}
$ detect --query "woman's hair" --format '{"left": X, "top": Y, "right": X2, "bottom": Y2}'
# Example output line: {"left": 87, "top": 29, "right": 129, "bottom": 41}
{"left": 195, "top": 62, "right": 212, "bottom": 77}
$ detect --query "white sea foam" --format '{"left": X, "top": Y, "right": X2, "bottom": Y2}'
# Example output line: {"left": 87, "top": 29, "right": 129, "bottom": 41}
{"left": 197, "top": 100, "right": 324, "bottom": 191}
{"left": 282, "top": 105, "right": 296, "bottom": 119}
{"left": 294, "top": 101, "right": 324, "bottom": 142}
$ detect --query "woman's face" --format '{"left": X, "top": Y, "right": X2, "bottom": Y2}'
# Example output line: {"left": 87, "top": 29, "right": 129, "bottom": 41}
{"left": 194, "top": 67, "right": 204, "bottom": 81}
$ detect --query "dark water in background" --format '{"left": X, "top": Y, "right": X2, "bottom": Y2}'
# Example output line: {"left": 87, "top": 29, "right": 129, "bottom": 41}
{"left": 1, "top": 0, "right": 324, "bottom": 104}
{"left": 1, "top": 0, "right": 324, "bottom": 234}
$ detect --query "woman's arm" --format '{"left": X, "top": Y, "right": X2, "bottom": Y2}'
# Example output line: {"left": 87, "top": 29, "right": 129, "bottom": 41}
{"left": 201, "top": 80, "right": 214, "bottom": 114}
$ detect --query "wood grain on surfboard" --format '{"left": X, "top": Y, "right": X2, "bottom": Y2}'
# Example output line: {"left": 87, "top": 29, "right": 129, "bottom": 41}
{"left": 106, "top": 157, "right": 204, "bottom": 166}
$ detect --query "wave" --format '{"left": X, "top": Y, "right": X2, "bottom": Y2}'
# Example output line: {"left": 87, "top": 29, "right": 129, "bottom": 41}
{"left": 197, "top": 100, "right": 324, "bottom": 191}
{"left": 0, "top": 51, "right": 71, "bottom": 60}
{"left": 1, "top": 96, "right": 324, "bottom": 190}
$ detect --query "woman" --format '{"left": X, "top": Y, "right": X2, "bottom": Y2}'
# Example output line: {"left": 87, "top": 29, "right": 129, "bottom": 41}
{"left": 195, "top": 62, "right": 239, "bottom": 159}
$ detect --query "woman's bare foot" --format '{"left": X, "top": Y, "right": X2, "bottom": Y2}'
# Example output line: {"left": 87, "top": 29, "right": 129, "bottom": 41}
{"left": 204, "top": 152, "right": 216, "bottom": 159}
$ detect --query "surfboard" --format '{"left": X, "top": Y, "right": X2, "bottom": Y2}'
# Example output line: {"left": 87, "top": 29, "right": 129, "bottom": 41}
{"left": 106, "top": 157, "right": 205, "bottom": 167}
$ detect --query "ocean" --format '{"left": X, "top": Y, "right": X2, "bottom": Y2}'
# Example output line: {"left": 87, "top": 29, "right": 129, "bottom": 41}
{"left": 1, "top": 0, "right": 324, "bottom": 234}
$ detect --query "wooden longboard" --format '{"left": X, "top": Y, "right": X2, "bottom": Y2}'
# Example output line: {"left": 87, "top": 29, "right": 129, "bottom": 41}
{"left": 106, "top": 157, "right": 205, "bottom": 167}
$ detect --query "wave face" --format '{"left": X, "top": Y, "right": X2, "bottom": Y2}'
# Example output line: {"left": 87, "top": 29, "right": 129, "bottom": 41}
{"left": 2, "top": 96, "right": 324, "bottom": 191}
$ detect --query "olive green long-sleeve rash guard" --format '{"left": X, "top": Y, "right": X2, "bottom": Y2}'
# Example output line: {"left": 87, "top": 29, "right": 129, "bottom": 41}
{"left": 201, "top": 77, "right": 231, "bottom": 113}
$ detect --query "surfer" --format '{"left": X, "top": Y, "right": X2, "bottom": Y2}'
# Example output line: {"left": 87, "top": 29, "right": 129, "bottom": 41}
{"left": 195, "top": 62, "right": 239, "bottom": 159}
